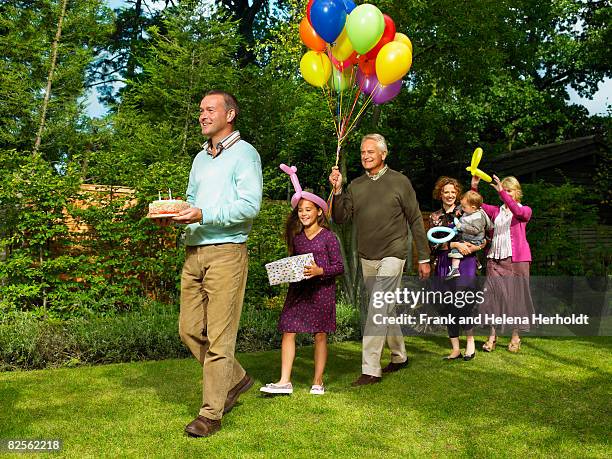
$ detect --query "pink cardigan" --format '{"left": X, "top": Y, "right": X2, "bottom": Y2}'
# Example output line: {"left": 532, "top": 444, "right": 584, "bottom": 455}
{"left": 481, "top": 190, "right": 532, "bottom": 263}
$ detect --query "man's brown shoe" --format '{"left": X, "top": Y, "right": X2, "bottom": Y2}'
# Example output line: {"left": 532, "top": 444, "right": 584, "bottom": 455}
{"left": 185, "top": 415, "right": 221, "bottom": 438}
{"left": 351, "top": 374, "right": 382, "bottom": 387}
{"left": 224, "top": 373, "right": 254, "bottom": 414}
{"left": 382, "top": 360, "right": 409, "bottom": 374}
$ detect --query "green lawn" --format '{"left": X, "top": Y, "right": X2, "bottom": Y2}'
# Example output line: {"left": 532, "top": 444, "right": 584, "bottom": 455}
{"left": 1, "top": 337, "right": 610, "bottom": 458}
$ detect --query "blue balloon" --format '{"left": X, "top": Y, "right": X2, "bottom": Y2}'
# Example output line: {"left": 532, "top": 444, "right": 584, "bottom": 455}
{"left": 427, "top": 226, "right": 456, "bottom": 244}
{"left": 342, "top": 0, "right": 356, "bottom": 13}
{"left": 310, "top": 0, "right": 347, "bottom": 44}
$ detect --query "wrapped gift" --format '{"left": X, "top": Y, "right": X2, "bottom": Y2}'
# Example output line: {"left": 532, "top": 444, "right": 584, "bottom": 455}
{"left": 265, "top": 253, "right": 315, "bottom": 285}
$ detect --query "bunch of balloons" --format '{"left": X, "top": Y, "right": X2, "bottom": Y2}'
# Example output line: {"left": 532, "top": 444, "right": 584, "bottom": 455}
{"left": 298, "top": 0, "right": 413, "bottom": 163}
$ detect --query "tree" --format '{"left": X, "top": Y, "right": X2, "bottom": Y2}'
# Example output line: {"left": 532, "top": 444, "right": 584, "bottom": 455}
{"left": 348, "top": 0, "right": 611, "bottom": 207}
{"left": 85, "top": 3, "right": 243, "bottom": 186}
{"left": 33, "top": 0, "right": 68, "bottom": 154}
{"left": 0, "top": 0, "right": 112, "bottom": 161}
{"left": 91, "top": 0, "right": 173, "bottom": 104}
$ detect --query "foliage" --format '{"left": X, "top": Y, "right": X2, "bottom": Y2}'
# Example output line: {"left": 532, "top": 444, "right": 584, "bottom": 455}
{"left": 0, "top": 0, "right": 609, "bottom": 322}
{"left": 0, "top": 0, "right": 112, "bottom": 160}
{"left": 245, "top": 200, "right": 290, "bottom": 301}
{"left": 0, "top": 151, "right": 80, "bottom": 315}
{"left": 0, "top": 300, "right": 359, "bottom": 370}
{"left": 478, "top": 180, "right": 606, "bottom": 275}
{"left": 334, "top": 0, "right": 611, "bottom": 200}
{"left": 0, "top": 146, "right": 293, "bottom": 318}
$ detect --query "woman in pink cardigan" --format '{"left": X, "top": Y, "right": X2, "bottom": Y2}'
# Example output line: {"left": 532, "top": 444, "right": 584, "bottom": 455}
{"left": 472, "top": 174, "right": 534, "bottom": 353}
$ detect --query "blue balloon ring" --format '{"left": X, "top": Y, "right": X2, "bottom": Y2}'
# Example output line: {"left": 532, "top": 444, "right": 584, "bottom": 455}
{"left": 427, "top": 226, "right": 456, "bottom": 244}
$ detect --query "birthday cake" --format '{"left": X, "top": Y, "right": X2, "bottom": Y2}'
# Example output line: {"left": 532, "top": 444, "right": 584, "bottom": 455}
{"left": 147, "top": 199, "right": 190, "bottom": 218}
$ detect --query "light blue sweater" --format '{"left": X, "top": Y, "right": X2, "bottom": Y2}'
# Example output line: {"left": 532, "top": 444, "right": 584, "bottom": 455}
{"left": 185, "top": 139, "right": 263, "bottom": 246}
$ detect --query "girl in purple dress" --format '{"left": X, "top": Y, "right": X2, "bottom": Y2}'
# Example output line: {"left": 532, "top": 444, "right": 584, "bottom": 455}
{"left": 260, "top": 165, "right": 344, "bottom": 396}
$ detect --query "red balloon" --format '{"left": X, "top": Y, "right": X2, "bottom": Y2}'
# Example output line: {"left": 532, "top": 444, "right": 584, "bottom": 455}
{"left": 331, "top": 52, "right": 356, "bottom": 71}
{"left": 364, "top": 14, "right": 396, "bottom": 60}
{"left": 306, "top": 0, "right": 314, "bottom": 25}
{"left": 345, "top": 51, "right": 358, "bottom": 66}
{"left": 357, "top": 54, "right": 376, "bottom": 75}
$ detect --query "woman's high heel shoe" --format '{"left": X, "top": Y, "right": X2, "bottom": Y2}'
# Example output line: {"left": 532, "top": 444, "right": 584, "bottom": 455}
{"left": 508, "top": 340, "right": 521, "bottom": 353}
{"left": 482, "top": 339, "right": 496, "bottom": 352}
{"left": 463, "top": 352, "right": 476, "bottom": 361}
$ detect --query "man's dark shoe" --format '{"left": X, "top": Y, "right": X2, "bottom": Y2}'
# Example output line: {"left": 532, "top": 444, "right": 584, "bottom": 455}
{"left": 351, "top": 374, "right": 382, "bottom": 387}
{"left": 224, "top": 373, "right": 254, "bottom": 414}
{"left": 382, "top": 360, "right": 409, "bottom": 374}
{"left": 185, "top": 416, "right": 221, "bottom": 438}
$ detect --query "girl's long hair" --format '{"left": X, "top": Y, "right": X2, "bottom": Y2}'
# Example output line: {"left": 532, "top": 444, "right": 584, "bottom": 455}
{"left": 284, "top": 201, "right": 329, "bottom": 255}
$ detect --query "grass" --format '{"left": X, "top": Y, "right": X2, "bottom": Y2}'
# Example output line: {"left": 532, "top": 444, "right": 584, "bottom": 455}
{"left": 0, "top": 337, "right": 610, "bottom": 458}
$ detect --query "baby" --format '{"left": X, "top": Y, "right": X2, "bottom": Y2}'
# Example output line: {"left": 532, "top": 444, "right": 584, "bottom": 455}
{"left": 447, "top": 190, "right": 491, "bottom": 280}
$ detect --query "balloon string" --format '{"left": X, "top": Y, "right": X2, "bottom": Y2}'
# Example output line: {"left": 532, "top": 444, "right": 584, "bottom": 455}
{"left": 344, "top": 87, "right": 362, "bottom": 137}
{"left": 339, "top": 64, "right": 357, "bottom": 140}
{"left": 326, "top": 188, "right": 334, "bottom": 220}
{"left": 321, "top": 84, "right": 339, "bottom": 139}
{"left": 344, "top": 97, "right": 372, "bottom": 138}
{"left": 342, "top": 85, "right": 378, "bottom": 141}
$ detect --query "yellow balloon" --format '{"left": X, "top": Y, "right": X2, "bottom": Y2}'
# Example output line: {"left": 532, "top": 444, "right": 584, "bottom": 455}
{"left": 471, "top": 147, "right": 483, "bottom": 170}
{"left": 394, "top": 32, "right": 413, "bottom": 55}
{"left": 466, "top": 167, "right": 493, "bottom": 183}
{"left": 466, "top": 147, "right": 491, "bottom": 182}
{"left": 375, "top": 41, "right": 412, "bottom": 85}
{"left": 332, "top": 26, "right": 354, "bottom": 62}
{"left": 300, "top": 51, "right": 332, "bottom": 88}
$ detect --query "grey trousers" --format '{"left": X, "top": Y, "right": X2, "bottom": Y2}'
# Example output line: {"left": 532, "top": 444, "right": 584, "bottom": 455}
{"left": 360, "top": 257, "right": 407, "bottom": 377}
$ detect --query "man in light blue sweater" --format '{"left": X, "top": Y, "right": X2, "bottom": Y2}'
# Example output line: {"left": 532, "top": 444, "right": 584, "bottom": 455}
{"left": 170, "top": 90, "right": 262, "bottom": 437}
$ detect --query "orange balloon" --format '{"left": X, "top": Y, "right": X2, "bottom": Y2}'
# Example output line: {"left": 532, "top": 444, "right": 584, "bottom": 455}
{"left": 299, "top": 16, "right": 326, "bottom": 52}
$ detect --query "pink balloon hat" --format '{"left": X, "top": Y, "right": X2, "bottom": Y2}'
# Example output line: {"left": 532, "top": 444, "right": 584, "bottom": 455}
{"left": 279, "top": 164, "right": 329, "bottom": 213}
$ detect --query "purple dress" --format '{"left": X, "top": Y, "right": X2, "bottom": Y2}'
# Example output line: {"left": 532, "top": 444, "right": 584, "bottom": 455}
{"left": 278, "top": 228, "right": 344, "bottom": 333}
{"left": 429, "top": 207, "right": 479, "bottom": 337}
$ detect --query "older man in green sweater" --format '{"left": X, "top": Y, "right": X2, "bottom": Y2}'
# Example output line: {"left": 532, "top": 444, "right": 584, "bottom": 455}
{"left": 329, "top": 133, "right": 430, "bottom": 386}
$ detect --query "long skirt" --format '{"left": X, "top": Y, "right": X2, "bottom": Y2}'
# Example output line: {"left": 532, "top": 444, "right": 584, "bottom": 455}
{"left": 479, "top": 257, "right": 534, "bottom": 332}
{"left": 433, "top": 251, "right": 478, "bottom": 338}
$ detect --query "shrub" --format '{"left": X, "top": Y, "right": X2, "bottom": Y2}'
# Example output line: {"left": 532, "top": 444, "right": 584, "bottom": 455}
{"left": 0, "top": 300, "right": 361, "bottom": 370}
{"left": 479, "top": 180, "right": 607, "bottom": 275}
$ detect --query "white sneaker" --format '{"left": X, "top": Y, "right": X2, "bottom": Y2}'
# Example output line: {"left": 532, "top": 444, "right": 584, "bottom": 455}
{"left": 260, "top": 382, "right": 293, "bottom": 395}
{"left": 309, "top": 384, "right": 325, "bottom": 395}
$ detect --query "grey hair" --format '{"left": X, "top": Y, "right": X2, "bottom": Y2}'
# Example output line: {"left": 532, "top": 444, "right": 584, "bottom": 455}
{"left": 361, "top": 133, "right": 388, "bottom": 154}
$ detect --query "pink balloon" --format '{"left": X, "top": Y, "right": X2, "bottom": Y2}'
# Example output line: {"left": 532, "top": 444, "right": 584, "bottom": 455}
{"left": 372, "top": 79, "right": 402, "bottom": 104}
{"left": 356, "top": 68, "right": 379, "bottom": 95}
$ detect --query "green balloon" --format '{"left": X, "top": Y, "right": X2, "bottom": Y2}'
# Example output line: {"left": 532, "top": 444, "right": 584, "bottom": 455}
{"left": 346, "top": 4, "right": 385, "bottom": 55}
{"left": 329, "top": 67, "right": 352, "bottom": 92}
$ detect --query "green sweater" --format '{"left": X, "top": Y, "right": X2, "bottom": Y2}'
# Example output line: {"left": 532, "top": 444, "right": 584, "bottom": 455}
{"left": 332, "top": 168, "right": 430, "bottom": 261}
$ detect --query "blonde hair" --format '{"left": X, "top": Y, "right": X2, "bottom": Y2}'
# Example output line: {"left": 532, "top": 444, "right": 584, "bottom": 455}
{"left": 501, "top": 176, "right": 523, "bottom": 202}
{"left": 461, "top": 190, "right": 483, "bottom": 208}
{"left": 361, "top": 133, "right": 388, "bottom": 155}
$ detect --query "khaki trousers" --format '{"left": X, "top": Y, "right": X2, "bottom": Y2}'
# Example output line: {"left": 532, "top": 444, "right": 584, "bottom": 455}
{"left": 361, "top": 257, "right": 407, "bottom": 377}
{"left": 179, "top": 243, "right": 248, "bottom": 420}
